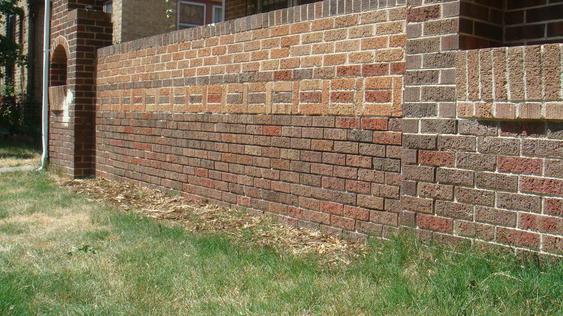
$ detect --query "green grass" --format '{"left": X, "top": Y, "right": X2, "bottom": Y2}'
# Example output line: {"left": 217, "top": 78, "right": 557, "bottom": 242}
{"left": 0, "top": 137, "right": 40, "bottom": 168}
{"left": 0, "top": 172, "right": 561, "bottom": 315}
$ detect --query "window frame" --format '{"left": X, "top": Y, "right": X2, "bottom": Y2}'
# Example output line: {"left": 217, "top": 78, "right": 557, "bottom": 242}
{"left": 177, "top": 0, "right": 207, "bottom": 29}
{"left": 103, "top": 1, "right": 113, "bottom": 14}
{"left": 212, "top": 5, "right": 223, "bottom": 24}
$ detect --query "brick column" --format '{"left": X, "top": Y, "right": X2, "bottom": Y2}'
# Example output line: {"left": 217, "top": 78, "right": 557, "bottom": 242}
{"left": 401, "top": 1, "right": 463, "bottom": 244}
{"left": 48, "top": 2, "right": 112, "bottom": 178}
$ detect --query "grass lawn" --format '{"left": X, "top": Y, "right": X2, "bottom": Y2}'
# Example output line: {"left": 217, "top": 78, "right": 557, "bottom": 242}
{"left": 0, "top": 172, "right": 561, "bottom": 315}
{"left": 0, "top": 137, "right": 40, "bottom": 168}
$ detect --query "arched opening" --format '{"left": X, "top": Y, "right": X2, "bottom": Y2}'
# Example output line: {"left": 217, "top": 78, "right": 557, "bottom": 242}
{"left": 49, "top": 44, "right": 68, "bottom": 112}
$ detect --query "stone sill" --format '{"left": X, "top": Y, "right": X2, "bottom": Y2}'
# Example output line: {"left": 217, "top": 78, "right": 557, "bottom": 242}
{"left": 49, "top": 85, "right": 67, "bottom": 112}
{"left": 457, "top": 102, "right": 563, "bottom": 121}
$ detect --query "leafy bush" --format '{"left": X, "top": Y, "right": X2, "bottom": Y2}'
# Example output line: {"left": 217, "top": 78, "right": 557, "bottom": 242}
{"left": 0, "top": 87, "right": 26, "bottom": 135}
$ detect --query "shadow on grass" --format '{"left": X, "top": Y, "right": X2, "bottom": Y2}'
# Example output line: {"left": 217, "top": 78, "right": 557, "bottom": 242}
{"left": 0, "top": 152, "right": 36, "bottom": 159}
{"left": 0, "top": 136, "right": 41, "bottom": 168}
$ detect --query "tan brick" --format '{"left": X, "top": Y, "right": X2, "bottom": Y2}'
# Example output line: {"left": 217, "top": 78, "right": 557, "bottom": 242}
{"left": 507, "top": 47, "right": 525, "bottom": 101}
{"left": 456, "top": 52, "right": 467, "bottom": 101}
{"left": 543, "top": 44, "right": 561, "bottom": 101}
{"left": 480, "top": 49, "right": 493, "bottom": 101}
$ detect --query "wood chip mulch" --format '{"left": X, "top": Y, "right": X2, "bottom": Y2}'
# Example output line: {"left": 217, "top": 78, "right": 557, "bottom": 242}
{"left": 58, "top": 177, "right": 369, "bottom": 266}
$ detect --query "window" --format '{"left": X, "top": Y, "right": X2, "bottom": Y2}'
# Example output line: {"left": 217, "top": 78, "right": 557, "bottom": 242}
{"left": 103, "top": 1, "right": 112, "bottom": 14}
{"left": 212, "top": 5, "right": 223, "bottom": 24}
{"left": 178, "top": 1, "right": 206, "bottom": 28}
{"left": 248, "top": 0, "right": 321, "bottom": 15}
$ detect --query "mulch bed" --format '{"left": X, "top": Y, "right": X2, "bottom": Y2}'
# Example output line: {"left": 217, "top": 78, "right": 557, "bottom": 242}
{"left": 58, "top": 177, "right": 369, "bottom": 266}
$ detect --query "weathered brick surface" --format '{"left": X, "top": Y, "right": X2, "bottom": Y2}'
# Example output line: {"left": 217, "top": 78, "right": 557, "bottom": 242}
{"left": 403, "top": 0, "right": 563, "bottom": 257}
{"left": 97, "top": 112, "right": 402, "bottom": 240}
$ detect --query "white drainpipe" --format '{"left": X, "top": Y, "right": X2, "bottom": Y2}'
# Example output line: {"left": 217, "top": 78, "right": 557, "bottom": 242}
{"left": 40, "top": 0, "right": 51, "bottom": 170}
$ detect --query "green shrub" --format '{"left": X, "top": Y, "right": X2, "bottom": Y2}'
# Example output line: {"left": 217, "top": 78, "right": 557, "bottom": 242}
{"left": 0, "top": 87, "right": 26, "bottom": 135}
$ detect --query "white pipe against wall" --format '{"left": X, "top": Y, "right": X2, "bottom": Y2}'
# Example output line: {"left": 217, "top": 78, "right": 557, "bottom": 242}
{"left": 40, "top": 0, "right": 51, "bottom": 171}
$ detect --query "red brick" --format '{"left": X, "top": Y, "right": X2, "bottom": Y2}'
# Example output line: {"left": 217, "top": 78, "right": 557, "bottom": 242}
{"left": 365, "top": 90, "right": 392, "bottom": 103}
{"left": 417, "top": 214, "right": 453, "bottom": 233}
{"left": 544, "top": 198, "right": 563, "bottom": 217}
{"left": 335, "top": 117, "right": 359, "bottom": 129}
{"left": 519, "top": 213, "right": 562, "bottom": 234}
{"left": 262, "top": 126, "right": 282, "bottom": 136}
{"left": 520, "top": 177, "right": 563, "bottom": 196}
{"left": 475, "top": 206, "right": 517, "bottom": 227}
{"left": 496, "top": 227, "right": 540, "bottom": 250}
{"left": 331, "top": 215, "right": 355, "bottom": 230}
{"left": 331, "top": 92, "right": 354, "bottom": 103}
{"left": 370, "top": 211, "right": 398, "bottom": 226}
{"left": 418, "top": 150, "right": 455, "bottom": 167}
{"left": 362, "top": 64, "right": 389, "bottom": 76}
{"left": 407, "top": 5, "right": 440, "bottom": 22}
{"left": 360, "top": 118, "right": 388, "bottom": 130}
{"left": 497, "top": 157, "right": 543, "bottom": 175}
{"left": 300, "top": 92, "right": 322, "bottom": 103}
{"left": 320, "top": 201, "right": 344, "bottom": 216}
{"left": 343, "top": 205, "right": 370, "bottom": 221}
{"left": 373, "top": 131, "right": 402, "bottom": 145}
{"left": 337, "top": 65, "right": 362, "bottom": 77}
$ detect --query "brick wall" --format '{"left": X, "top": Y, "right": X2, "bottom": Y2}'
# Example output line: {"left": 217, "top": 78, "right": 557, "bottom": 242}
{"left": 91, "top": 0, "right": 562, "bottom": 256}
{"left": 505, "top": 0, "right": 563, "bottom": 45}
{"left": 459, "top": 0, "right": 563, "bottom": 48}
{"left": 403, "top": 0, "right": 464, "bottom": 247}
{"left": 404, "top": 0, "right": 562, "bottom": 256}
{"left": 226, "top": 0, "right": 248, "bottom": 21}
{"left": 97, "top": 1, "right": 407, "bottom": 239}
{"left": 459, "top": 0, "right": 504, "bottom": 49}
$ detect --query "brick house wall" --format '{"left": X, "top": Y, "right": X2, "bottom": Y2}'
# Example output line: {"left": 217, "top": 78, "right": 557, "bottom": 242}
{"left": 458, "top": 0, "right": 504, "bottom": 49}
{"left": 459, "top": 0, "right": 563, "bottom": 49}
{"left": 505, "top": 1, "right": 563, "bottom": 45}
{"left": 226, "top": 0, "right": 248, "bottom": 20}
{"left": 110, "top": 0, "right": 222, "bottom": 45}
{"left": 111, "top": 0, "right": 174, "bottom": 44}
{"left": 0, "top": 0, "right": 44, "bottom": 126}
